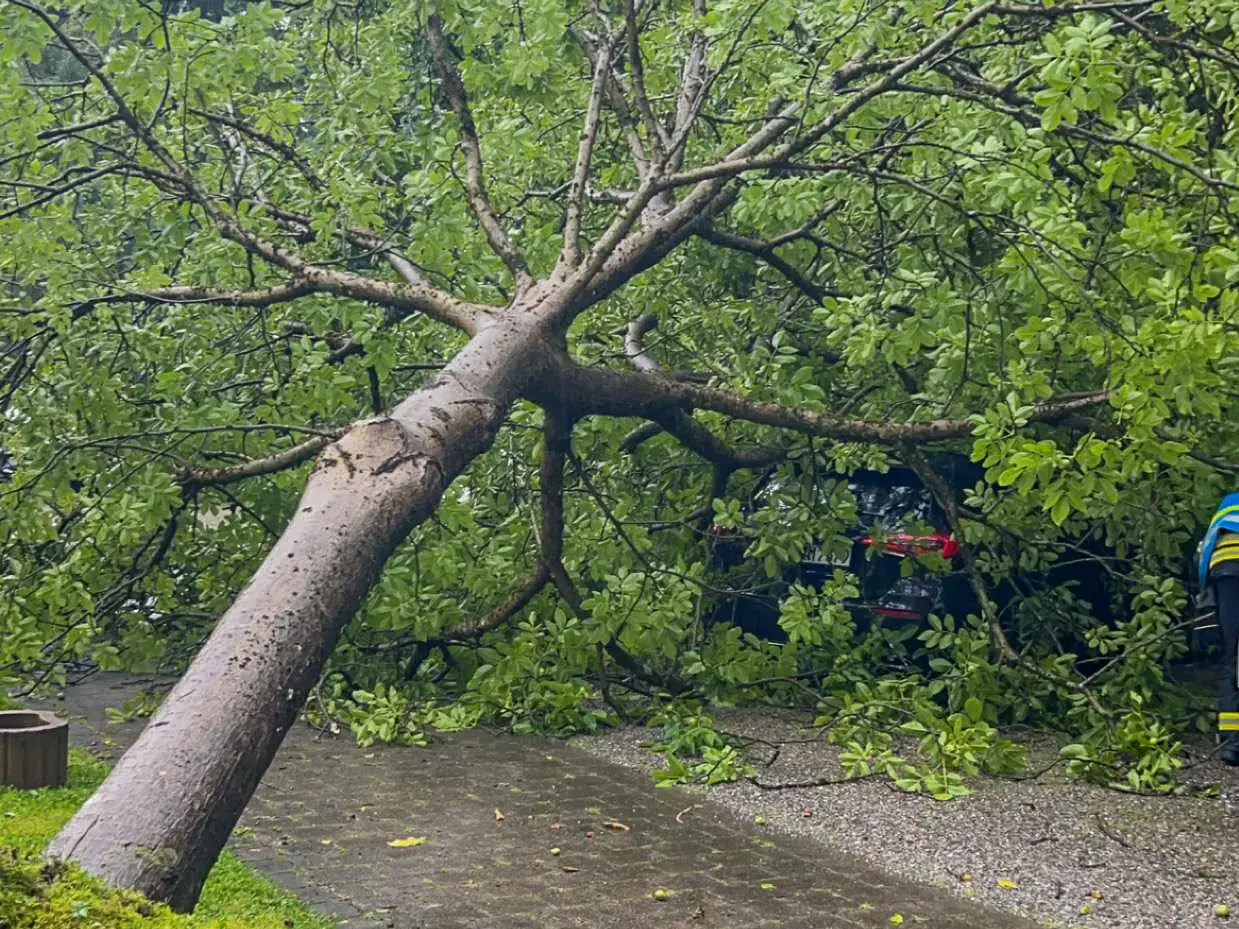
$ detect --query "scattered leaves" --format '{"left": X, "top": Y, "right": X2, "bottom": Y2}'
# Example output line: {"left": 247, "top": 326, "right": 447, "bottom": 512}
{"left": 386, "top": 836, "right": 427, "bottom": 848}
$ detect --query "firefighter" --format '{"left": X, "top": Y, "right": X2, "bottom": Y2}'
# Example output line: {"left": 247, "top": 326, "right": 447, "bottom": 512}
{"left": 1199, "top": 492, "right": 1239, "bottom": 765}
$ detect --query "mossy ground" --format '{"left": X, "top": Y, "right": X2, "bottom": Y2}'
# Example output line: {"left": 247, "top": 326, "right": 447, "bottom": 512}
{"left": 0, "top": 751, "right": 332, "bottom": 929}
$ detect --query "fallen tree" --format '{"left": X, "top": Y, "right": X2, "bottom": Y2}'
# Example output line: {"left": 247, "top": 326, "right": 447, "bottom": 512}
{"left": 0, "top": 0, "right": 1235, "bottom": 908}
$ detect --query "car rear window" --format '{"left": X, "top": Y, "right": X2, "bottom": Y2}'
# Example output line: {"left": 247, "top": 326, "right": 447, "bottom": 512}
{"left": 851, "top": 481, "right": 935, "bottom": 530}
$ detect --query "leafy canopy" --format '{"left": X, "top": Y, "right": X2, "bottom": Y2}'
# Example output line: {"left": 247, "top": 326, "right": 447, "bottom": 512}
{"left": 2, "top": 0, "right": 1239, "bottom": 793}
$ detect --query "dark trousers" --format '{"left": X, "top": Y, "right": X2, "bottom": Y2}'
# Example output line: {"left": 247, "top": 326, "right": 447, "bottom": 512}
{"left": 1218, "top": 575, "right": 1239, "bottom": 728}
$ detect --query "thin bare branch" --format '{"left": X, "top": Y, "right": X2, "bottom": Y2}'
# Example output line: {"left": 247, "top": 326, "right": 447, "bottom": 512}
{"left": 672, "top": 0, "right": 709, "bottom": 151}
{"left": 84, "top": 280, "right": 314, "bottom": 311}
{"left": 189, "top": 106, "right": 323, "bottom": 190}
{"left": 427, "top": 16, "right": 534, "bottom": 291}
{"left": 698, "top": 226, "right": 846, "bottom": 302}
{"left": 570, "top": 25, "right": 652, "bottom": 180}
{"left": 179, "top": 433, "right": 341, "bottom": 489}
{"left": 439, "top": 564, "right": 551, "bottom": 640}
{"left": 624, "top": 0, "right": 670, "bottom": 161}
{"left": 562, "top": 38, "right": 614, "bottom": 268}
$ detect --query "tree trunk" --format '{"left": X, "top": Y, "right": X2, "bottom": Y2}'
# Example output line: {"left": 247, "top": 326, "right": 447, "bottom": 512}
{"left": 46, "top": 309, "right": 553, "bottom": 910}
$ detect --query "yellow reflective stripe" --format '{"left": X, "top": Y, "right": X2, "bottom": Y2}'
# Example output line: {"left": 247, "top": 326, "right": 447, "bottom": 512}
{"left": 1210, "top": 550, "right": 1239, "bottom": 568}
{"left": 1212, "top": 506, "right": 1239, "bottom": 528}
{"left": 1219, "top": 713, "right": 1239, "bottom": 732}
{"left": 1215, "top": 539, "right": 1239, "bottom": 549}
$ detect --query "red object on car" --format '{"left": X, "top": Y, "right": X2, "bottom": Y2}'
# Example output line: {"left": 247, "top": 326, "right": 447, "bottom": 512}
{"left": 860, "top": 531, "right": 959, "bottom": 559}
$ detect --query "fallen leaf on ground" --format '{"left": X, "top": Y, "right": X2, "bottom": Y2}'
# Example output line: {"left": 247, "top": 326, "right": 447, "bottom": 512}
{"left": 602, "top": 820, "right": 630, "bottom": 831}
{"left": 495, "top": 808, "right": 505, "bottom": 822}
{"left": 890, "top": 915, "right": 904, "bottom": 926}
{"left": 387, "top": 836, "right": 428, "bottom": 848}
{"left": 996, "top": 878, "right": 1017, "bottom": 890}
{"left": 691, "top": 907, "right": 705, "bottom": 920}
{"left": 561, "top": 866, "right": 580, "bottom": 873}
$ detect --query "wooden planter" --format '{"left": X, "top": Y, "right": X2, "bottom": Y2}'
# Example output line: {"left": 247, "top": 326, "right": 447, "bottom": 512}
{"left": 0, "top": 710, "right": 68, "bottom": 789}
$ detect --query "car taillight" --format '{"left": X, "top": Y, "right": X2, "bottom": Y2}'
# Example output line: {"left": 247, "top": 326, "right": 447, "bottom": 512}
{"left": 872, "top": 607, "right": 924, "bottom": 619}
{"left": 861, "top": 532, "right": 959, "bottom": 559}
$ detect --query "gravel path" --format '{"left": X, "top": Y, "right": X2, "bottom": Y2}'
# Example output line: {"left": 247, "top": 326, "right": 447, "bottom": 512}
{"left": 573, "top": 708, "right": 1239, "bottom": 929}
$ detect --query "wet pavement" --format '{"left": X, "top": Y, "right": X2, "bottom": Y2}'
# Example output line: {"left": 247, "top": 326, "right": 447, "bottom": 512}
{"left": 41, "top": 675, "right": 1036, "bottom": 929}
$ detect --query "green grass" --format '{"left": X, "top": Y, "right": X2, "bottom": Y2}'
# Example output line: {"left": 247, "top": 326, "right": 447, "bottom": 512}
{"left": 0, "top": 750, "right": 333, "bottom": 929}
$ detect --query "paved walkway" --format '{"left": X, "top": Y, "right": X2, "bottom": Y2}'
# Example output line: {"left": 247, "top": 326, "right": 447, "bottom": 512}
{"left": 45, "top": 675, "right": 1036, "bottom": 929}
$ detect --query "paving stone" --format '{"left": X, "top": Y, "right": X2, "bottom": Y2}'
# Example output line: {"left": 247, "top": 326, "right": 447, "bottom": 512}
{"left": 43, "top": 675, "right": 1037, "bottom": 929}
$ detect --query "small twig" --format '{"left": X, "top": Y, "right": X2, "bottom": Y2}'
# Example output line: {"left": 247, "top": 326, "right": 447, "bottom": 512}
{"left": 1095, "top": 813, "right": 1132, "bottom": 849}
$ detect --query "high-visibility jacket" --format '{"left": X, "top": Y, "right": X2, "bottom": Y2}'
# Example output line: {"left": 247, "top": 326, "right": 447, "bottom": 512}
{"left": 1199, "top": 492, "right": 1239, "bottom": 589}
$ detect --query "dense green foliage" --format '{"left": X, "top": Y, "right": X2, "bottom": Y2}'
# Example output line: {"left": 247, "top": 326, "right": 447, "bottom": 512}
{"left": 3, "top": 0, "right": 1239, "bottom": 795}
{"left": 0, "top": 753, "right": 331, "bottom": 927}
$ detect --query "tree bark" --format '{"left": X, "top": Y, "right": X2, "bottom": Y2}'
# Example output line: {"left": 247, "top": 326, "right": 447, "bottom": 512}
{"left": 46, "top": 308, "right": 553, "bottom": 910}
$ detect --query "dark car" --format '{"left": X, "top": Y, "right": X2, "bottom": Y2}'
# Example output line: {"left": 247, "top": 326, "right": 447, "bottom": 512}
{"left": 705, "top": 455, "right": 1126, "bottom": 644}
{"left": 706, "top": 459, "right": 978, "bottom": 639}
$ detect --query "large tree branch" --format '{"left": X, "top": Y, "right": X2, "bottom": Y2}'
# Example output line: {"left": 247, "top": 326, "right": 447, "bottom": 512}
{"left": 546, "top": 344, "right": 1112, "bottom": 445}
{"left": 564, "top": 102, "right": 800, "bottom": 314}
{"left": 427, "top": 16, "right": 534, "bottom": 292}
{"left": 14, "top": 2, "right": 482, "bottom": 334}
{"left": 656, "top": 2, "right": 1000, "bottom": 191}
{"left": 621, "top": 315, "right": 783, "bottom": 468}
{"left": 552, "top": 2, "right": 1003, "bottom": 321}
